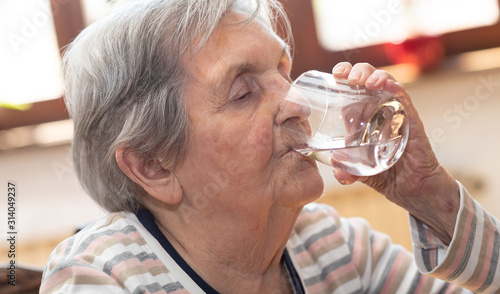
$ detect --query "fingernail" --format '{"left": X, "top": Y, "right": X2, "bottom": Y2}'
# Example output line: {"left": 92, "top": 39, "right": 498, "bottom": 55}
{"left": 366, "top": 76, "right": 381, "bottom": 89}
{"left": 366, "top": 75, "right": 379, "bottom": 85}
{"left": 349, "top": 71, "right": 361, "bottom": 81}
{"left": 334, "top": 66, "right": 345, "bottom": 75}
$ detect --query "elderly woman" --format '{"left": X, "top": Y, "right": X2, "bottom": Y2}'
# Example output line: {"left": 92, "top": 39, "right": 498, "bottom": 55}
{"left": 40, "top": 0, "right": 499, "bottom": 293}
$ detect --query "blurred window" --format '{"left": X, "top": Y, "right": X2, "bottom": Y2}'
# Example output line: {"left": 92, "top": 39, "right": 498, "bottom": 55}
{"left": 0, "top": 0, "right": 132, "bottom": 130}
{"left": 282, "top": 0, "right": 500, "bottom": 78}
{"left": 0, "top": 0, "right": 62, "bottom": 106}
{"left": 81, "top": 0, "right": 133, "bottom": 26}
{"left": 313, "top": 0, "right": 500, "bottom": 51}
{"left": 0, "top": 0, "right": 131, "bottom": 108}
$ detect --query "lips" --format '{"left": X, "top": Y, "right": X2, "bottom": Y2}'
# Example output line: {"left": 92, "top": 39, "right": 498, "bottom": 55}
{"left": 279, "top": 143, "right": 307, "bottom": 159}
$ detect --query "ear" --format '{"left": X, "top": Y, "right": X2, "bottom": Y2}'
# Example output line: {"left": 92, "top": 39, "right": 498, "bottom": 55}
{"left": 115, "top": 147, "right": 183, "bottom": 205}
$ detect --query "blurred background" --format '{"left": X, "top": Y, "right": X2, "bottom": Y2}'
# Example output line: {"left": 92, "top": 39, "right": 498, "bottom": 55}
{"left": 1, "top": 0, "right": 500, "bottom": 288}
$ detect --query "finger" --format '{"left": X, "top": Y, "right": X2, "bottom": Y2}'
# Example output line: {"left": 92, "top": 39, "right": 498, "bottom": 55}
{"left": 347, "top": 63, "right": 376, "bottom": 86}
{"left": 384, "top": 79, "right": 418, "bottom": 116}
{"left": 365, "top": 70, "right": 396, "bottom": 91}
{"left": 332, "top": 168, "right": 359, "bottom": 185}
{"left": 332, "top": 62, "right": 353, "bottom": 80}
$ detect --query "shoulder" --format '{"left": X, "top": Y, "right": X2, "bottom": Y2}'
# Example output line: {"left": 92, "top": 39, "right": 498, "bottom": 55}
{"left": 290, "top": 203, "right": 344, "bottom": 250}
{"left": 41, "top": 212, "right": 139, "bottom": 270}
{"left": 291, "top": 203, "right": 375, "bottom": 251}
{"left": 289, "top": 203, "right": 368, "bottom": 290}
{"left": 294, "top": 203, "right": 342, "bottom": 234}
{"left": 48, "top": 212, "right": 142, "bottom": 264}
{"left": 40, "top": 212, "right": 171, "bottom": 293}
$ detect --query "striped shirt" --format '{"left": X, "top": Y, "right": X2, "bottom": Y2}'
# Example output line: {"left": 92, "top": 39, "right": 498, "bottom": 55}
{"left": 40, "top": 183, "right": 500, "bottom": 293}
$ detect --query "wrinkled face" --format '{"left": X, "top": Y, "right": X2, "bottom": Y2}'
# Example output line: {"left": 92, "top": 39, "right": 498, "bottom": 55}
{"left": 175, "top": 13, "right": 324, "bottom": 218}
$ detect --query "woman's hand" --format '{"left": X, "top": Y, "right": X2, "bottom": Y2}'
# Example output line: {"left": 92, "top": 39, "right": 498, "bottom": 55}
{"left": 331, "top": 62, "right": 460, "bottom": 244}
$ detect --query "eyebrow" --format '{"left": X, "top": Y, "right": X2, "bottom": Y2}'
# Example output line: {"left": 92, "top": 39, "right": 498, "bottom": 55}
{"left": 221, "top": 44, "right": 290, "bottom": 85}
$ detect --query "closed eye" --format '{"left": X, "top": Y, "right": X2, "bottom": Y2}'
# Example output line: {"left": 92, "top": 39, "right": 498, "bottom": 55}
{"left": 230, "top": 76, "right": 259, "bottom": 106}
{"left": 235, "top": 92, "right": 251, "bottom": 101}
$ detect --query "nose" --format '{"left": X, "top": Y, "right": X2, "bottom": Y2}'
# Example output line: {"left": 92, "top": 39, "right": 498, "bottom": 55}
{"left": 275, "top": 86, "right": 312, "bottom": 126}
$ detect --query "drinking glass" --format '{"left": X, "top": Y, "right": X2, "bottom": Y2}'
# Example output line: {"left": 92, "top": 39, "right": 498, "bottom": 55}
{"left": 279, "top": 70, "right": 409, "bottom": 176}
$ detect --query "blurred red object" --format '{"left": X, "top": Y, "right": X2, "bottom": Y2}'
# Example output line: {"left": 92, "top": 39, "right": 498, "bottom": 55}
{"left": 384, "top": 35, "right": 445, "bottom": 71}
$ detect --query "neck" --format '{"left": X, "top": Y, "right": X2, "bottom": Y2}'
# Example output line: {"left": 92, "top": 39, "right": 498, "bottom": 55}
{"left": 147, "top": 198, "right": 302, "bottom": 293}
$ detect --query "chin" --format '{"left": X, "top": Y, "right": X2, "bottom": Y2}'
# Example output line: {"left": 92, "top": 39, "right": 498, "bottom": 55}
{"left": 300, "top": 175, "right": 325, "bottom": 204}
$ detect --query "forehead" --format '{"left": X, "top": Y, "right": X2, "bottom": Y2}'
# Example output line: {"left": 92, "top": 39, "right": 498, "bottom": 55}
{"left": 183, "top": 13, "right": 287, "bottom": 88}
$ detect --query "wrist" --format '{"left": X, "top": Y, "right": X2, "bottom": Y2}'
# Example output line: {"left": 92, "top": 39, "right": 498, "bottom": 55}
{"left": 406, "top": 169, "right": 460, "bottom": 244}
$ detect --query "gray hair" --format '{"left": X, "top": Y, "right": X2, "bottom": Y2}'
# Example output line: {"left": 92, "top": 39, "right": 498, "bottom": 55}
{"left": 63, "top": 0, "right": 292, "bottom": 212}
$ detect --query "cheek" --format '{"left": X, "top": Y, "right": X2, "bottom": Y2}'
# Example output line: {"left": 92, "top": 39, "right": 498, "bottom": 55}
{"left": 213, "top": 118, "right": 272, "bottom": 152}
{"left": 242, "top": 119, "right": 276, "bottom": 167}
{"left": 219, "top": 120, "right": 274, "bottom": 179}
{"left": 246, "top": 123, "right": 273, "bottom": 151}
{"left": 191, "top": 118, "right": 273, "bottom": 168}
